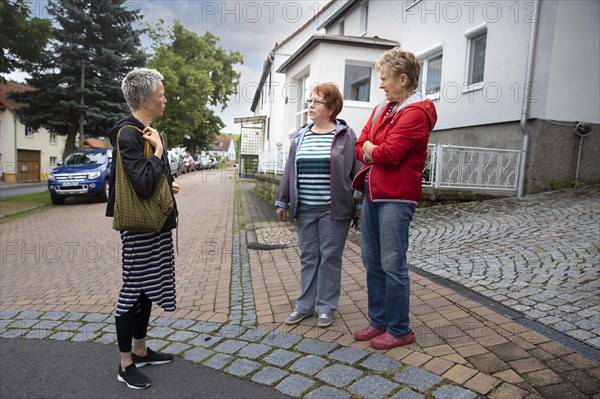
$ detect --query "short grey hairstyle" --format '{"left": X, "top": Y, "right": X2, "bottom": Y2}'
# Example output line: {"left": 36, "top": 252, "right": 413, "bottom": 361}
{"left": 121, "top": 68, "right": 164, "bottom": 111}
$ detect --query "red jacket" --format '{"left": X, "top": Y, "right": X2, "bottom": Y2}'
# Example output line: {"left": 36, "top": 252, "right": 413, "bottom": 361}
{"left": 353, "top": 97, "right": 437, "bottom": 202}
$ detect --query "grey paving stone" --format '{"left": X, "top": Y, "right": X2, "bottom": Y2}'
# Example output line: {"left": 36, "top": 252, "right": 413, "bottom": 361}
{"left": 170, "top": 319, "right": 196, "bottom": 330}
{"left": 276, "top": 374, "right": 315, "bottom": 397}
{"left": 95, "top": 333, "right": 117, "bottom": 345}
{"left": 218, "top": 324, "right": 247, "bottom": 339}
{"left": 304, "top": 386, "right": 351, "bottom": 399}
{"left": 167, "top": 331, "right": 197, "bottom": 342}
{"left": 328, "top": 347, "right": 370, "bottom": 364}
{"left": 289, "top": 355, "right": 329, "bottom": 376}
{"left": 24, "top": 329, "right": 53, "bottom": 339}
{"left": 183, "top": 347, "right": 213, "bottom": 363}
{"left": 203, "top": 353, "right": 235, "bottom": 370}
{"left": 316, "top": 364, "right": 364, "bottom": 388}
{"left": 213, "top": 339, "right": 248, "bottom": 355}
{"left": 151, "top": 316, "right": 178, "bottom": 327}
{"left": 14, "top": 311, "right": 43, "bottom": 320}
{"left": 239, "top": 328, "right": 269, "bottom": 342}
{"left": 432, "top": 384, "right": 477, "bottom": 399}
{"left": 294, "top": 338, "right": 338, "bottom": 355}
{"left": 80, "top": 323, "right": 107, "bottom": 333}
{"left": 146, "top": 339, "right": 168, "bottom": 351}
{"left": 189, "top": 321, "right": 222, "bottom": 334}
{"left": 263, "top": 349, "right": 301, "bottom": 367}
{"left": 389, "top": 387, "right": 425, "bottom": 399}
{"left": 262, "top": 331, "right": 302, "bottom": 349}
{"left": 57, "top": 321, "right": 82, "bottom": 332}
{"left": 188, "top": 333, "right": 222, "bottom": 348}
{"left": 0, "top": 311, "right": 19, "bottom": 319}
{"left": 8, "top": 319, "right": 40, "bottom": 329}
{"left": 82, "top": 313, "right": 111, "bottom": 323}
{"left": 393, "top": 366, "right": 443, "bottom": 392}
{"left": 225, "top": 358, "right": 261, "bottom": 377}
{"left": 238, "top": 343, "right": 271, "bottom": 359}
{"left": 41, "top": 311, "right": 67, "bottom": 320}
{"left": 102, "top": 324, "right": 116, "bottom": 333}
{"left": 348, "top": 375, "right": 400, "bottom": 399}
{"left": 48, "top": 331, "right": 74, "bottom": 341}
{"left": 361, "top": 353, "right": 402, "bottom": 373}
{"left": 251, "top": 367, "right": 289, "bottom": 385}
{"left": 63, "top": 312, "right": 86, "bottom": 321}
{"left": 163, "top": 342, "right": 191, "bottom": 354}
{"left": 147, "top": 326, "right": 175, "bottom": 338}
{"left": 72, "top": 331, "right": 100, "bottom": 342}
{"left": 1, "top": 329, "right": 25, "bottom": 338}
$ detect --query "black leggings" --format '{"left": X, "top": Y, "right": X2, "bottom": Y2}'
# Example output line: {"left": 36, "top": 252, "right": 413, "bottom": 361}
{"left": 115, "top": 291, "right": 152, "bottom": 353}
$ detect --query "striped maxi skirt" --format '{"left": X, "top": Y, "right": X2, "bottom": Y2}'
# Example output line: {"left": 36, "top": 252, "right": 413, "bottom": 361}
{"left": 116, "top": 230, "right": 176, "bottom": 316}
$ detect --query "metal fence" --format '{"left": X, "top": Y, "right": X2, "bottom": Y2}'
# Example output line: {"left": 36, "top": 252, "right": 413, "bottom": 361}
{"left": 259, "top": 143, "right": 520, "bottom": 192}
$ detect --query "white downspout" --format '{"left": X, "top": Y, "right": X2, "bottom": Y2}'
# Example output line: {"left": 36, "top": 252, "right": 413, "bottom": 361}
{"left": 517, "top": 0, "right": 540, "bottom": 198}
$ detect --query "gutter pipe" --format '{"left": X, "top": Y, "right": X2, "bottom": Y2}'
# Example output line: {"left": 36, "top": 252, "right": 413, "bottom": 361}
{"left": 517, "top": 0, "right": 540, "bottom": 198}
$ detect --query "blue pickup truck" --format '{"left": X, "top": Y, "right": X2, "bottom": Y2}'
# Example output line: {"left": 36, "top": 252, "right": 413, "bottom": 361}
{"left": 47, "top": 149, "right": 111, "bottom": 205}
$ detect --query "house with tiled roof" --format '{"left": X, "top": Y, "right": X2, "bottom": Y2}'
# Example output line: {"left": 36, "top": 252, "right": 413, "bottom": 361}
{"left": 0, "top": 81, "right": 66, "bottom": 182}
{"left": 207, "top": 135, "right": 236, "bottom": 162}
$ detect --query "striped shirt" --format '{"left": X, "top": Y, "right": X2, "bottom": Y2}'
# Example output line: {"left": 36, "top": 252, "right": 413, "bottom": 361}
{"left": 296, "top": 130, "right": 335, "bottom": 207}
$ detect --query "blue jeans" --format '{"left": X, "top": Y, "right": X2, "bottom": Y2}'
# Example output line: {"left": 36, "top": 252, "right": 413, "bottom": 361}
{"left": 361, "top": 199, "right": 415, "bottom": 337}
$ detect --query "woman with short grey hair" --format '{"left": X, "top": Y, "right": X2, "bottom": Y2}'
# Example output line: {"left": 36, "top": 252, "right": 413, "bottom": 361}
{"left": 106, "top": 68, "right": 179, "bottom": 389}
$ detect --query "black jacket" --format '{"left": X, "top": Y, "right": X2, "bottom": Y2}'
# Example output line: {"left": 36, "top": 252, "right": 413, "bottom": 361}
{"left": 105, "top": 115, "right": 178, "bottom": 231}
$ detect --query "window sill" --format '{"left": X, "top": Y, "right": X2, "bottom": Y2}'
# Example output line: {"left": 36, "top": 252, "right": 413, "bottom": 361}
{"left": 463, "top": 83, "right": 484, "bottom": 94}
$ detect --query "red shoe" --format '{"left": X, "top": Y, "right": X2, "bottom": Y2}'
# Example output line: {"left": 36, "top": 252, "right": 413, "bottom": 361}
{"left": 354, "top": 325, "right": 386, "bottom": 341}
{"left": 370, "top": 331, "right": 415, "bottom": 350}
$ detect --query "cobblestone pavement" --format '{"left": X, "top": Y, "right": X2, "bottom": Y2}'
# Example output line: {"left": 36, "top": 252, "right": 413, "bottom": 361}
{"left": 408, "top": 186, "right": 600, "bottom": 349}
{"left": 1, "top": 172, "right": 599, "bottom": 398}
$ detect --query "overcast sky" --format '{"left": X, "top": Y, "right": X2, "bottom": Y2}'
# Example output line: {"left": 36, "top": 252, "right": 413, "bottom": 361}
{"left": 3, "top": 0, "right": 332, "bottom": 134}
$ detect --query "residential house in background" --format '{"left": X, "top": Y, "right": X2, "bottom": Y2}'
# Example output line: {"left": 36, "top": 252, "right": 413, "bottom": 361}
{"left": 247, "top": 0, "right": 599, "bottom": 194}
{"left": 0, "top": 82, "right": 66, "bottom": 183}
{"left": 207, "top": 135, "right": 237, "bottom": 163}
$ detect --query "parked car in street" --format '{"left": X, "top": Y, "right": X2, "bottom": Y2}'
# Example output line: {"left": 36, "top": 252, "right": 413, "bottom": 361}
{"left": 47, "top": 149, "right": 111, "bottom": 205}
{"left": 168, "top": 152, "right": 180, "bottom": 177}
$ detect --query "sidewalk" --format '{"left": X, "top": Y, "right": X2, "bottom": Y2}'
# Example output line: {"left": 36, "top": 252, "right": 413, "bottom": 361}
{"left": 0, "top": 170, "right": 598, "bottom": 398}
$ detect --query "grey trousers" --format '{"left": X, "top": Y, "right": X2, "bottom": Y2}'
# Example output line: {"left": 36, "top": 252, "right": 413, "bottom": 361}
{"left": 295, "top": 206, "right": 351, "bottom": 316}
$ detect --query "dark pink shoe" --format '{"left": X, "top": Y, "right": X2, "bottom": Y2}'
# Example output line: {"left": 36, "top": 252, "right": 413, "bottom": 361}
{"left": 370, "top": 331, "right": 415, "bottom": 350}
{"left": 354, "top": 325, "right": 385, "bottom": 341}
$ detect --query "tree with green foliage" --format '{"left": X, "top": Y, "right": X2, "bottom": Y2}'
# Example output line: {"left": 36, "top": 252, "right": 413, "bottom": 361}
{"left": 148, "top": 20, "right": 243, "bottom": 153}
{"left": 9, "top": 0, "right": 146, "bottom": 156}
{"left": 0, "top": 0, "right": 52, "bottom": 77}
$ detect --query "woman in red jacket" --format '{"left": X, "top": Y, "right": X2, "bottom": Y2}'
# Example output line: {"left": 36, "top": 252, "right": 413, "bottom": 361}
{"left": 353, "top": 47, "right": 437, "bottom": 350}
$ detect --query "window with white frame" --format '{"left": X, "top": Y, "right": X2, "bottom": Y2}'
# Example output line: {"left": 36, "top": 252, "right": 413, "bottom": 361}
{"left": 50, "top": 132, "right": 56, "bottom": 144}
{"left": 25, "top": 126, "right": 34, "bottom": 137}
{"left": 50, "top": 156, "right": 57, "bottom": 166}
{"left": 417, "top": 53, "right": 443, "bottom": 97}
{"left": 465, "top": 24, "right": 487, "bottom": 86}
{"left": 344, "top": 64, "right": 371, "bottom": 102}
{"left": 360, "top": 1, "right": 368, "bottom": 35}
{"left": 295, "top": 74, "right": 311, "bottom": 128}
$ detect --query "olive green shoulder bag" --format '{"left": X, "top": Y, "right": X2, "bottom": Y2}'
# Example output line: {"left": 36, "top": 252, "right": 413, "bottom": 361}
{"left": 113, "top": 126, "right": 174, "bottom": 233}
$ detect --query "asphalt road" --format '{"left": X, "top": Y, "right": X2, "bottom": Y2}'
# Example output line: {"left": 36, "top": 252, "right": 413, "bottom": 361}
{"left": 0, "top": 183, "right": 47, "bottom": 199}
{"left": 0, "top": 338, "right": 291, "bottom": 399}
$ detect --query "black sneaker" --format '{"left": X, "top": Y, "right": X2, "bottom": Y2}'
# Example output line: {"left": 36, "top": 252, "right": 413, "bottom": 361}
{"left": 131, "top": 347, "right": 174, "bottom": 368}
{"left": 117, "top": 363, "right": 151, "bottom": 390}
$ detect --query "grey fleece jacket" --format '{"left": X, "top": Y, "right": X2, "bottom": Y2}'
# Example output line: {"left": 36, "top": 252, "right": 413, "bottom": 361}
{"left": 275, "top": 119, "right": 363, "bottom": 221}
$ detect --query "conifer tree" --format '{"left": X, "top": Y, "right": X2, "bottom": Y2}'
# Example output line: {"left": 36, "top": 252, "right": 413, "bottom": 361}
{"left": 10, "top": 0, "right": 146, "bottom": 155}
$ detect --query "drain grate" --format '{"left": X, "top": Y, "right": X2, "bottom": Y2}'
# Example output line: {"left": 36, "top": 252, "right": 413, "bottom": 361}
{"left": 409, "top": 265, "right": 600, "bottom": 363}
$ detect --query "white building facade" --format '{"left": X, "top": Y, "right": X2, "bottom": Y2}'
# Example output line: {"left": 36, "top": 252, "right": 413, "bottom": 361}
{"left": 1, "top": 82, "right": 66, "bottom": 183}
{"left": 249, "top": 0, "right": 599, "bottom": 193}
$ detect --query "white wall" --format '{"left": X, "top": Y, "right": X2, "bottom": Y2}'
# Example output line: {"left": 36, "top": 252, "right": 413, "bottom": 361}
{"left": 0, "top": 108, "right": 65, "bottom": 181}
{"left": 533, "top": 0, "right": 600, "bottom": 124}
